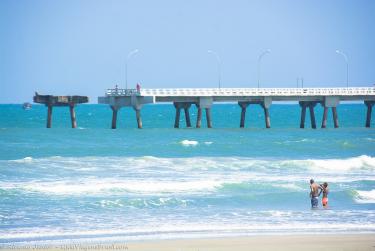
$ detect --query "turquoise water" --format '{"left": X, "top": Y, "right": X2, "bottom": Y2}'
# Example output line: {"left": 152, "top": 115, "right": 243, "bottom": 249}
{"left": 0, "top": 104, "right": 375, "bottom": 244}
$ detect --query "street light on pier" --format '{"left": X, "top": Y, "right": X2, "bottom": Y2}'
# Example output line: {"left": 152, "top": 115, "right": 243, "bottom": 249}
{"left": 126, "top": 49, "right": 139, "bottom": 90}
{"left": 208, "top": 50, "right": 222, "bottom": 89}
{"left": 257, "top": 49, "right": 271, "bottom": 89}
{"left": 335, "top": 50, "right": 349, "bottom": 88}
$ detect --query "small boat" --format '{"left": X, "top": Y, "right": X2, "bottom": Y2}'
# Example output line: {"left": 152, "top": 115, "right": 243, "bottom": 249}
{"left": 23, "top": 102, "right": 32, "bottom": 110}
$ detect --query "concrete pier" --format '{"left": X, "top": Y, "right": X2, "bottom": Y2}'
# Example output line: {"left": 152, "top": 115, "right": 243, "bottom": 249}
{"left": 365, "top": 101, "right": 374, "bottom": 128}
{"left": 33, "top": 93, "right": 88, "bottom": 128}
{"left": 98, "top": 87, "right": 375, "bottom": 129}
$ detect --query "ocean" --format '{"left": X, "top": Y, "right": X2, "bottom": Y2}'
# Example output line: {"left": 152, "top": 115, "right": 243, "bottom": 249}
{"left": 0, "top": 103, "right": 374, "bottom": 245}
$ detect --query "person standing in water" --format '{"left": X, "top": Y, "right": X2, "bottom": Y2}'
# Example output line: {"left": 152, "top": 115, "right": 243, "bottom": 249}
{"left": 309, "top": 179, "right": 321, "bottom": 209}
{"left": 319, "top": 182, "right": 329, "bottom": 208}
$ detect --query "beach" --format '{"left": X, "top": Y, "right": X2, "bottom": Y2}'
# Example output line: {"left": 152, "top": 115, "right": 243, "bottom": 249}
{"left": 3, "top": 235, "right": 374, "bottom": 251}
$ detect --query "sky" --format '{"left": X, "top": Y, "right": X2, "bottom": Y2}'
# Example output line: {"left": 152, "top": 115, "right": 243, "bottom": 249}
{"left": 0, "top": 0, "right": 375, "bottom": 103}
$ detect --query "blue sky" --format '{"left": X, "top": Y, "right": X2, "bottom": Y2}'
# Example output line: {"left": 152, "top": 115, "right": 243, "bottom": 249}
{"left": 0, "top": 0, "right": 374, "bottom": 103}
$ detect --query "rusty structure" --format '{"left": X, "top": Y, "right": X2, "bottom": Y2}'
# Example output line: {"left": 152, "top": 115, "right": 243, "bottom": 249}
{"left": 33, "top": 92, "right": 89, "bottom": 128}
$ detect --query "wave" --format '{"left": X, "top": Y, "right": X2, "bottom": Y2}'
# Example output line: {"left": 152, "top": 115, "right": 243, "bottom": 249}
{"left": 180, "top": 140, "right": 199, "bottom": 146}
{"left": 353, "top": 189, "right": 375, "bottom": 204}
{"left": 1, "top": 219, "right": 375, "bottom": 244}
{"left": 0, "top": 179, "right": 224, "bottom": 196}
{"left": 6, "top": 155, "right": 375, "bottom": 172}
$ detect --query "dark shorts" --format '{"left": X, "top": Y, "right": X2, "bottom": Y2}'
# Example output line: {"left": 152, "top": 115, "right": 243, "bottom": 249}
{"left": 311, "top": 197, "right": 318, "bottom": 208}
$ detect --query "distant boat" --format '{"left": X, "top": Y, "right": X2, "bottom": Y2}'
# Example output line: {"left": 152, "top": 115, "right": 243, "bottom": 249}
{"left": 23, "top": 102, "right": 32, "bottom": 110}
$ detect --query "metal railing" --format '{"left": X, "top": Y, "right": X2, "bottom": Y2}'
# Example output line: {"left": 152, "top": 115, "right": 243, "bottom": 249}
{"left": 106, "top": 88, "right": 140, "bottom": 96}
{"left": 138, "top": 87, "right": 375, "bottom": 97}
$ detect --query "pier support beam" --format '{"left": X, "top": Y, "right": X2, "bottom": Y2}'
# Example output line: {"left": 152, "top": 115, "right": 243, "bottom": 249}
{"left": 299, "top": 101, "right": 318, "bottom": 129}
{"left": 309, "top": 105, "right": 317, "bottom": 129}
{"left": 238, "top": 102, "right": 249, "bottom": 128}
{"left": 174, "top": 104, "right": 181, "bottom": 128}
{"left": 69, "top": 104, "right": 77, "bottom": 128}
{"left": 196, "top": 106, "right": 202, "bottom": 128}
{"left": 47, "top": 105, "right": 53, "bottom": 128}
{"left": 205, "top": 108, "right": 212, "bottom": 128}
{"left": 184, "top": 106, "right": 192, "bottom": 128}
{"left": 174, "top": 102, "right": 193, "bottom": 128}
{"left": 111, "top": 106, "right": 118, "bottom": 129}
{"left": 332, "top": 107, "right": 339, "bottom": 128}
{"left": 135, "top": 109, "right": 142, "bottom": 129}
{"left": 365, "top": 101, "right": 374, "bottom": 128}
{"left": 261, "top": 103, "right": 271, "bottom": 128}
{"left": 321, "top": 107, "right": 328, "bottom": 128}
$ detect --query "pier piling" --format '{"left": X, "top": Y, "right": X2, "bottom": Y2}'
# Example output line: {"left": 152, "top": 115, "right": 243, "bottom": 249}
{"left": 205, "top": 108, "right": 212, "bottom": 128}
{"left": 365, "top": 101, "right": 374, "bottom": 128}
{"left": 47, "top": 105, "right": 53, "bottom": 128}
{"left": 196, "top": 106, "right": 202, "bottom": 128}
{"left": 332, "top": 107, "right": 339, "bottom": 128}
{"left": 238, "top": 102, "right": 249, "bottom": 128}
{"left": 321, "top": 107, "right": 328, "bottom": 128}
{"left": 299, "top": 103, "right": 307, "bottom": 128}
{"left": 69, "top": 104, "right": 77, "bottom": 128}
{"left": 174, "top": 104, "right": 181, "bottom": 128}
{"left": 309, "top": 104, "right": 317, "bottom": 129}
{"left": 111, "top": 106, "right": 118, "bottom": 129}
{"left": 183, "top": 105, "right": 192, "bottom": 128}
{"left": 135, "top": 109, "right": 142, "bottom": 129}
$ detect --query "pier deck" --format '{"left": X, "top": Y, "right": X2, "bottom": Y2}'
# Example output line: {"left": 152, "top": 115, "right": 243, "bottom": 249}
{"left": 98, "top": 87, "right": 375, "bottom": 129}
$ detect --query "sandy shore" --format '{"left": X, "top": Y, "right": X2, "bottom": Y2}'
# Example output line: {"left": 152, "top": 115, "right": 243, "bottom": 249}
{"left": 2, "top": 234, "right": 375, "bottom": 251}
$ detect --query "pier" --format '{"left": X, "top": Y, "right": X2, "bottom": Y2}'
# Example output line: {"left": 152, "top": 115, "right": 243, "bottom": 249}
{"left": 98, "top": 87, "right": 375, "bottom": 129}
{"left": 33, "top": 93, "right": 89, "bottom": 128}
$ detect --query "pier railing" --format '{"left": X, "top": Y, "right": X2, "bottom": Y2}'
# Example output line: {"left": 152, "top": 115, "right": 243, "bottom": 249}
{"left": 139, "top": 87, "right": 375, "bottom": 97}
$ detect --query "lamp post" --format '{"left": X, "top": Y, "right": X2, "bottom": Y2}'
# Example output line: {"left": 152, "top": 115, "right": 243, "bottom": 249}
{"left": 208, "top": 50, "right": 222, "bottom": 89}
{"left": 335, "top": 50, "right": 349, "bottom": 88}
{"left": 257, "top": 49, "right": 271, "bottom": 88}
{"left": 125, "top": 49, "right": 139, "bottom": 90}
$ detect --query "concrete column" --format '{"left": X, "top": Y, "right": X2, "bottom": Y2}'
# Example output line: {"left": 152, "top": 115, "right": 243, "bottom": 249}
{"left": 205, "top": 108, "right": 212, "bottom": 128}
{"left": 135, "top": 109, "right": 142, "bottom": 129}
{"left": 184, "top": 107, "right": 191, "bottom": 127}
{"left": 299, "top": 103, "right": 306, "bottom": 129}
{"left": 365, "top": 101, "right": 374, "bottom": 128}
{"left": 174, "top": 103, "right": 181, "bottom": 128}
{"left": 264, "top": 107, "right": 271, "bottom": 128}
{"left": 111, "top": 106, "right": 118, "bottom": 129}
{"left": 321, "top": 107, "right": 328, "bottom": 129}
{"left": 238, "top": 102, "right": 248, "bottom": 128}
{"left": 47, "top": 105, "right": 53, "bottom": 128}
{"left": 309, "top": 104, "right": 316, "bottom": 129}
{"left": 332, "top": 107, "right": 339, "bottom": 128}
{"left": 196, "top": 106, "right": 202, "bottom": 128}
{"left": 69, "top": 104, "right": 77, "bottom": 128}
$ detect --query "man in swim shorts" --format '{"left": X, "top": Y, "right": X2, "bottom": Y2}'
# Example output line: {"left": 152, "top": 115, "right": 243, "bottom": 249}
{"left": 309, "top": 179, "right": 321, "bottom": 209}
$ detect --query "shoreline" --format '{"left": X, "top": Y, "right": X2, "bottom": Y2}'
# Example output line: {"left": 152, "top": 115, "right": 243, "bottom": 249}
{"left": 1, "top": 234, "right": 374, "bottom": 251}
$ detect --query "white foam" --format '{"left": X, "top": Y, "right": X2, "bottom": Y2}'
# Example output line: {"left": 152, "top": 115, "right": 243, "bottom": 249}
{"left": 0, "top": 178, "right": 223, "bottom": 195}
{"left": 355, "top": 190, "right": 375, "bottom": 203}
{"left": 180, "top": 140, "right": 198, "bottom": 146}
